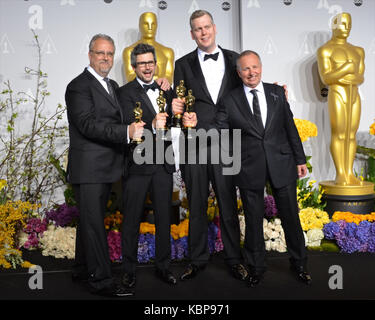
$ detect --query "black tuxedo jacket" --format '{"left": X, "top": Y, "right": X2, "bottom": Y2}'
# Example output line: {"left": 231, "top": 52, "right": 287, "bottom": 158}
{"left": 173, "top": 47, "right": 242, "bottom": 130}
{"left": 215, "top": 82, "right": 306, "bottom": 189}
{"left": 65, "top": 68, "right": 128, "bottom": 184}
{"left": 116, "top": 79, "right": 175, "bottom": 175}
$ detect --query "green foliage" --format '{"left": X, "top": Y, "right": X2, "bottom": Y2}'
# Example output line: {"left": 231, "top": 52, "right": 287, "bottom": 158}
{"left": 0, "top": 30, "right": 68, "bottom": 208}
{"left": 297, "top": 177, "right": 326, "bottom": 210}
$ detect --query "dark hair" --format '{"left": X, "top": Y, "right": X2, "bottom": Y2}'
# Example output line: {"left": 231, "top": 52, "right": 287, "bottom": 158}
{"left": 130, "top": 43, "right": 157, "bottom": 68}
{"left": 236, "top": 50, "right": 262, "bottom": 69}
{"left": 89, "top": 34, "right": 115, "bottom": 51}
{"left": 189, "top": 10, "right": 214, "bottom": 29}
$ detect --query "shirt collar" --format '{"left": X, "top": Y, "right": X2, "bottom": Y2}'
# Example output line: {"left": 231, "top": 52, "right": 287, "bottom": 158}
{"left": 197, "top": 45, "right": 221, "bottom": 62}
{"left": 243, "top": 81, "right": 264, "bottom": 95}
{"left": 87, "top": 65, "right": 106, "bottom": 82}
{"left": 136, "top": 77, "right": 156, "bottom": 88}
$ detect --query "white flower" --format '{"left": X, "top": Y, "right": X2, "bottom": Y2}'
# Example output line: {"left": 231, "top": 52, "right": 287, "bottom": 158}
{"left": 39, "top": 226, "right": 76, "bottom": 259}
{"left": 305, "top": 228, "right": 324, "bottom": 247}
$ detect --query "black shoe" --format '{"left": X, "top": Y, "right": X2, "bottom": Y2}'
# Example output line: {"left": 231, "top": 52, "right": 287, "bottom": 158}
{"left": 155, "top": 268, "right": 177, "bottom": 285}
{"left": 290, "top": 265, "right": 312, "bottom": 285}
{"left": 247, "top": 271, "right": 264, "bottom": 288}
{"left": 230, "top": 264, "right": 248, "bottom": 281}
{"left": 122, "top": 272, "right": 136, "bottom": 288}
{"left": 71, "top": 271, "right": 88, "bottom": 282}
{"left": 180, "top": 264, "right": 204, "bottom": 281}
{"left": 94, "top": 284, "right": 134, "bottom": 297}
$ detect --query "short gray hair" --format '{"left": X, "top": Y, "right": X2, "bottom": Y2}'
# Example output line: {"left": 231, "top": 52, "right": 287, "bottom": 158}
{"left": 89, "top": 34, "right": 115, "bottom": 52}
{"left": 236, "top": 50, "right": 262, "bottom": 69}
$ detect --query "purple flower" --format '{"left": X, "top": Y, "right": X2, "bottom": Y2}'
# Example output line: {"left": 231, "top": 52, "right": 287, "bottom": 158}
{"left": 107, "top": 230, "right": 122, "bottom": 262}
{"left": 264, "top": 195, "right": 278, "bottom": 218}
{"left": 137, "top": 233, "right": 155, "bottom": 263}
{"left": 171, "top": 237, "right": 188, "bottom": 260}
{"left": 45, "top": 203, "right": 79, "bottom": 227}
{"left": 323, "top": 221, "right": 342, "bottom": 240}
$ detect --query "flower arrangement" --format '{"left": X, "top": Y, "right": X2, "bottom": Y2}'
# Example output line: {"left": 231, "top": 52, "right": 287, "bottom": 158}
{"left": 104, "top": 210, "right": 222, "bottom": 263}
{"left": 0, "top": 200, "right": 39, "bottom": 268}
{"left": 39, "top": 224, "right": 76, "bottom": 259}
{"left": 297, "top": 178, "right": 326, "bottom": 210}
{"left": 18, "top": 217, "right": 48, "bottom": 250}
{"left": 331, "top": 211, "right": 375, "bottom": 224}
{"left": 263, "top": 218, "right": 287, "bottom": 252}
{"left": 45, "top": 204, "right": 79, "bottom": 227}
{"left": 323, "top": 219, "right": 375, "bottom": 253}
{"left": 293, "top": 118, "right": 318, "bottom": 143}
{"left": 299, "top": 207, "right": 330, "bottom": 231}
{"left": 264, "top": 195, "right": 278, "bottom": 219}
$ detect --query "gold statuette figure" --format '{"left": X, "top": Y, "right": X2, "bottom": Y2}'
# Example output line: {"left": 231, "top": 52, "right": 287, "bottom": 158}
{"left": 184, "top": 89, "right": 195, "bottom": 127}
{"left": 132, "top": 102, "right": 143, "bottom": 144}
{"left": 156, "top": 90, "right": 168, "bottom": 140}
{"left": 173, "top": 80, "right": 186, "bottom": 128}
{"left": 317, "top": 12, "right": 373, "bottom": 195}
{"left": 184, "top": 89, "right": 196, "bottom": 139}
{"left": 123, "top": 12, "right": 174, "bottom": 84}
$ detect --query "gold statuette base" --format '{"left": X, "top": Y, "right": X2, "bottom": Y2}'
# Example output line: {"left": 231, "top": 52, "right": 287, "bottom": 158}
{"left": 319, "top": 180, "right": 375, "bottom": 196}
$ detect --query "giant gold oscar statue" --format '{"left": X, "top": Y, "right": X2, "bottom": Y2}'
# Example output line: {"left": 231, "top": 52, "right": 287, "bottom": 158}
{"left": 123, "top": 12, "right": 174, "bottom": 84}
{"left": 317, "top": 12, "right": 374, "bottom": 214}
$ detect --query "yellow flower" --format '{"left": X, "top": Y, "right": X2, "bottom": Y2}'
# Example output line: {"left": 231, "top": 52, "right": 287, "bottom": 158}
{"left": 139, "top": 222, "right": 155, "bottom": 235}
{"left": 0, "top": 180, "right": 6, "bottom": 191}
{"left": 370, "top": 120, "right": 375, "bottom": 135}
{"left": 294, "top": 119, "right": 318, "bottom": 142}
{"left": 299, "top": 207, "right": 330, "bottom": 231}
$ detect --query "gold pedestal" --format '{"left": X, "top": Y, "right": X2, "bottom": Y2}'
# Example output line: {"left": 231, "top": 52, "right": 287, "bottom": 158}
{"left": 319, "top": 180, "right": 375, "bottom": 217}
{"left": 319, "top": 180, "right": 374, "bottom": 196}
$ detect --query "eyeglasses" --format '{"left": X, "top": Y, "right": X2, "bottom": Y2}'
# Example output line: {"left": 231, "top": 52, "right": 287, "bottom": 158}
{"left": 90, "top": 50, "right": 114, "bottom": 58}
{"left": 136, "top": 60, "right": 156, "bottom": 68}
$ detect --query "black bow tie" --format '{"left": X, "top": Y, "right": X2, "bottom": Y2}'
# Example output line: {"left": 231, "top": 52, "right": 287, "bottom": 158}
{"left": 204, "top": 52, "right": 219, "bottom": 61}
{"left": 143, "top": 82, "right": 158, "bottom": 92}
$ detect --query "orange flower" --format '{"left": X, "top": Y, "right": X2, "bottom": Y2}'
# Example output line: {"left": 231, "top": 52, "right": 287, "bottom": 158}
{"left": 332, "top": 211, "right": 375, "bottom": 224}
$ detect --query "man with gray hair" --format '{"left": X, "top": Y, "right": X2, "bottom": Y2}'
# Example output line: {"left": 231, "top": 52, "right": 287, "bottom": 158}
{"left": 65, "top": 34, "right": 143, "bottom": 297}
{"left": 215, "top": 50, "right": 311, "bottom": 287}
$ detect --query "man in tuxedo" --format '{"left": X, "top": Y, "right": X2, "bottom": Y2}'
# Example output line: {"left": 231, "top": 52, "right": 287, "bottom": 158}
{"left": 117, "top": 43, "right": 177, "bottom": 288}
{"left": 172, "top": 10, "right": 247, "bottom": 281}
{"left": 65, "top": 34, "right": 144, "bottom": 296}
{"left": 209, "top": 50, "right": 312, "bottom": 287}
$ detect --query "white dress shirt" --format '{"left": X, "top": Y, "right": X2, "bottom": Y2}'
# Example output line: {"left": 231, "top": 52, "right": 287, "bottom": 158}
{"left": 136, "top": 78, "right": 160, "bottom": 114}
{"left": 244, "top": 82, "right": 267, "bottom": 127}
{"left": 87, "top": 65, "right": 111, "bottom": 94}
{"left": 197, "top": 46, "right": 225, "bottom": 104}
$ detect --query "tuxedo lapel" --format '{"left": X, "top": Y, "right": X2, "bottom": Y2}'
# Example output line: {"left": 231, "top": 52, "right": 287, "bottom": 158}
{"left": 187, "top": 50, "right": 213, "bottom": 104}
{"left": 232, "top": 87, "right": 263, "bottom": 139}
{"left": 263, "top": 83, "right": 278, "bottom": 134}
{"left": 84, "top": 69, "right": 124, "bottom": 122}
{"left": 217, "top": 47, "right": 232, "bottom": 102}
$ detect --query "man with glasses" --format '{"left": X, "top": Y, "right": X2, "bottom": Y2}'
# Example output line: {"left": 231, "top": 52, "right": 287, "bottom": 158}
{"left": 65, "top": 34, "right": 144, "bottom": 297}
{"left": 117, "top": 43, "right": 177, "bottom": 288}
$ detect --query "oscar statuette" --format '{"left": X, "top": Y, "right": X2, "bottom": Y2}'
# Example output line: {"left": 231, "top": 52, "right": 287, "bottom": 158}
{"left": 184, "top": 89, "right": 195, "bottom": 139}
{"left": 156, "top": 90, "right": 168, "bottom": 140}
{"left": 132, "top": 102, "right": 143, "bottom": 153}
{"left": 173, "top": 80, "right": 186, "bottom": 128}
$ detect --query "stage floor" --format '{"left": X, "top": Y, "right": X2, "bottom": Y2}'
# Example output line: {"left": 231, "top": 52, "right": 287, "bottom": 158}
{"left": 0, "top": 250, "right": 374, "bottom": 302}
